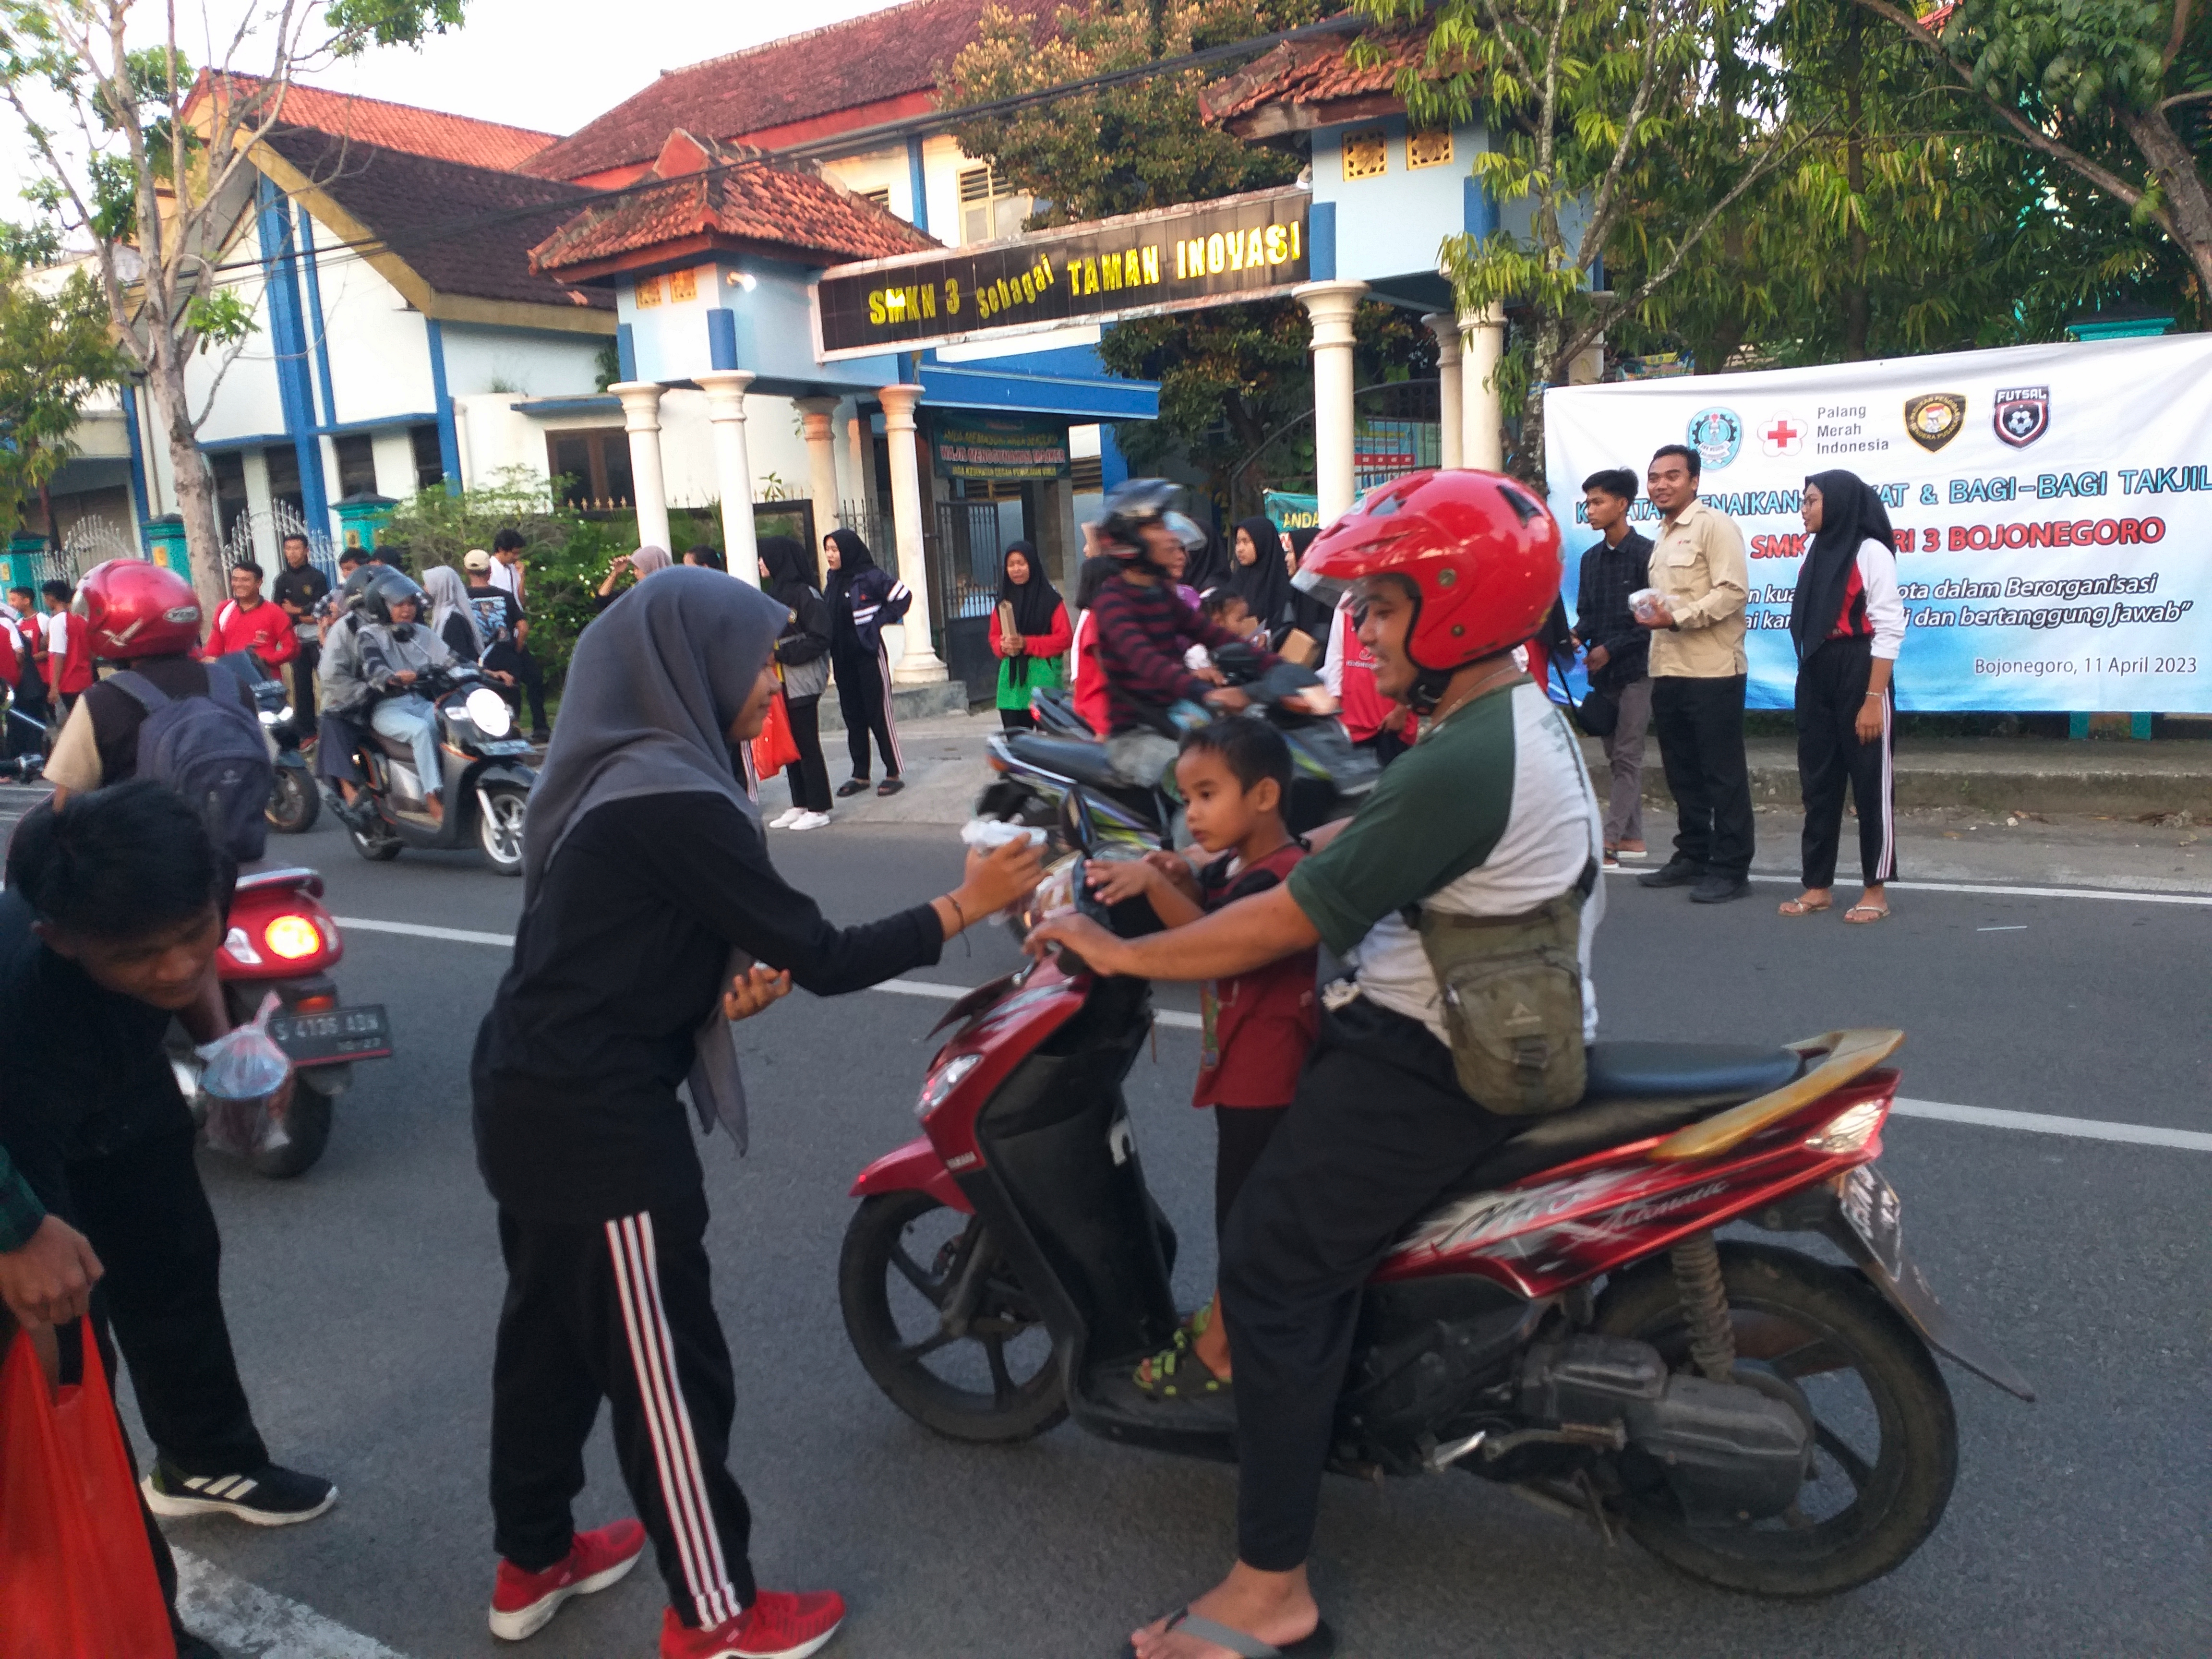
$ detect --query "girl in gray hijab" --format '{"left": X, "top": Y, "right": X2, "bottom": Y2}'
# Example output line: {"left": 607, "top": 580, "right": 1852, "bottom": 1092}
{"left": 469, "top": 566, "right": 1040, "bottom": 1651}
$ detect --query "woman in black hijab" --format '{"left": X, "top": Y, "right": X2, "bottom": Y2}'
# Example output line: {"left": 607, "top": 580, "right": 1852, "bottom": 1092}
{"left": 757, "top": 536, "right": 834, "bottom": 829}
{"left": 1183, "top": 522, "right": 1232, "bottom": 598}
{"left": 472, "top": 568, "right": 1040, "bottom": 1650}
{"left": 821, "top": 527, "right": 911, "bottom": 796}
{"left": 1780, "top": 469, "right": 1906, "bottom": 924}
{"left": 1228, "top": 516, "right": 1299, "bottom": 649}
{"left": 987, "top": 540, "right": 1071, "bottom": 730}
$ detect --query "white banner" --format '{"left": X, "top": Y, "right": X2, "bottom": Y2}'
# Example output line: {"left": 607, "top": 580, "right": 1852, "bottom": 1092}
{"left": 1543, "top": 335, "right": 2212, "bottom": 711}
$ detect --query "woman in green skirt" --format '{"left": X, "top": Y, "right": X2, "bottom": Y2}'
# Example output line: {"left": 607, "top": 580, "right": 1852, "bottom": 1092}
{"left": 986, "top": 541, "right": 1070, "bottom": 730}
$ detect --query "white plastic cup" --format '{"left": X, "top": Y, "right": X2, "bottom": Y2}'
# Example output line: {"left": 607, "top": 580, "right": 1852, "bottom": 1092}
{"left": 1629, "top": 588, "right": 1664, "bottom": 625}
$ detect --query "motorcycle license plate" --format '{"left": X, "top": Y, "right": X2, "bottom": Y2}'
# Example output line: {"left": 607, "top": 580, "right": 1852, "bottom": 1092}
{"left": 481, "top": 740, "right": 534, "bottom": 756}
{"left": 266, "top": 1004, "right": 393, "bottom": 1064}
{"left": 1839, "top": 1164, "right": 1905, "bottom": 1280}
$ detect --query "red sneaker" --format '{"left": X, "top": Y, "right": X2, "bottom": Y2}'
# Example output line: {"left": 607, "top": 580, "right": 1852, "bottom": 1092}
{"left": 659, "top": 1590, "right": 847, "bottom": 1659}
{"left": 489, "top": 1519, "right": 648, "bottom": 1641}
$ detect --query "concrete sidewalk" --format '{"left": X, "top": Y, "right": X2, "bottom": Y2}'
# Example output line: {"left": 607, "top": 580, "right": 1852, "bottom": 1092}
{"left": 762, "top": 708, "right": 2212, "bottom": 892}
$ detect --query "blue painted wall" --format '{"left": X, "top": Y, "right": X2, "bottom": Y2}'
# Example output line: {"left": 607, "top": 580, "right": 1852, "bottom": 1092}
{"left": 1307, "top": 117, "right": 1486, "bottom": 286}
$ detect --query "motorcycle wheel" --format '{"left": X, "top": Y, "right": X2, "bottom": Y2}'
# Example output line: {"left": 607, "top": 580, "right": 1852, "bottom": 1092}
{"left": 1594, "top": 1240, "right": 1958, "bottom": 1598}
{"left": 266, "top": 765, "right": 319, "bottom": 834}
{"left": 477, "top": 782, "right": 528, "bottom": 877}
{"left": 248, "top": 1074, "right": 334, "bottom": 1178}
{"left": 349, "top": 816, "right": 403, "bottom": 862}
{"left": 839, "top": 1190, "right": 1066, "bottom": 1443}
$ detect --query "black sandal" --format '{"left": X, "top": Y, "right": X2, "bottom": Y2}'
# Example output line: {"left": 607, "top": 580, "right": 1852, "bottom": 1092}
{"left": 876, "top": 776, "right": 904, "bottom": 796}
{"left": 835, "top": 778, "right": 871, "bottom": 798}
{"left": 1133, "top": 1307, "right": 1227, "bottom": 1400}
{"left": 1118, "top": 1608, "right": 1335, "bottom": 1659}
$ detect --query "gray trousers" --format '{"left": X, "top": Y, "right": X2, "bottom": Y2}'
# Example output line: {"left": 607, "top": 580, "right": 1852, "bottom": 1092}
{"left": 1601, "top": 675, "right": 1653, "bottom": 845}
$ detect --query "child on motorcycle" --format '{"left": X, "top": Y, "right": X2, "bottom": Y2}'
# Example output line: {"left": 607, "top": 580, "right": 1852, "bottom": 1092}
{"left": 1082, "top": 719, "right": 1316, "bottom": 1401}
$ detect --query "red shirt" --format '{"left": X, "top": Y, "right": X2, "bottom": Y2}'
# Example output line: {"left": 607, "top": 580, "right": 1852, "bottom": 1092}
{"left": 1192, "top": 841, "right": 1318, "bottom": 1109}
{"left": 1069, "top": 609, "right": 1109, "bottom": 737}
{"left": 204, "top": 596, "right": 298, "bottom": 666}
{"left": 48, "top": 611, "right": 94, "bottom": 696}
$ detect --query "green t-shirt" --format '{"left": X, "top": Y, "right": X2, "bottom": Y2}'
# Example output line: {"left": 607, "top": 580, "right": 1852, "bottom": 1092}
{"left": 1287, "top": 679, "right": 1605, "bottom": 1041}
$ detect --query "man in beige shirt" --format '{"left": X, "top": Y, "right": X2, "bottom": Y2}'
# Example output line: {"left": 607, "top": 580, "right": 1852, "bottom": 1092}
{"left": 1635, "top": 443, "right": 1754, "bottom": 902}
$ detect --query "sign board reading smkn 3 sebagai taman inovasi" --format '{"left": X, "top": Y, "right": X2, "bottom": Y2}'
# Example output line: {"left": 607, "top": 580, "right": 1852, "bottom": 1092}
{"left": 813, "top": 186, "right": 1310, "bottom": 361}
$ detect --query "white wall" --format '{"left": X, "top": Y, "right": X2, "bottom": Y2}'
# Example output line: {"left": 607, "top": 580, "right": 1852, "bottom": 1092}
{"left": 438, "top": 322, "right": 602, "bottom": 401}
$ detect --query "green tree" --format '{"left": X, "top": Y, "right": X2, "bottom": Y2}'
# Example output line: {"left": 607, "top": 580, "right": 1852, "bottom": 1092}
{"left": 945, "top": 1, "right": 1432, "bottom": 503}
{"left": 0, "top": 0, "right": 465, "bottom": 619}
{"left": 1850, "top": 0, "right": 2212, "bottom": 306}
{"left": 1358, "top": 0, "right": 1815, "bottom": 477}
{"left": 0, "top": 256, "right": 127, "bottom": 539}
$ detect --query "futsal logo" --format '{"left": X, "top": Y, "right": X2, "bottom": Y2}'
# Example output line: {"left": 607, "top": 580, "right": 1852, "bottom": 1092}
{"left": 1993, "top": 386, "right": 2050, "bottom": 449}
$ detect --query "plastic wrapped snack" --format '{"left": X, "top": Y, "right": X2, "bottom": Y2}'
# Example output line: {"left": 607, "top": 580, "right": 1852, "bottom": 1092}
{"left": 196, "top": 992, "right": 293, "bottom": 1156}
{"left": 961, "top": 817, "right": 1049, "bottom": 852}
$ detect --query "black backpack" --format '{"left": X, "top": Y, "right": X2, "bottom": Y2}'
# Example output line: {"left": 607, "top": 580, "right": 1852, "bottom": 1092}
{"left": 108, "top": 662, "right": 273, "bottom": 863}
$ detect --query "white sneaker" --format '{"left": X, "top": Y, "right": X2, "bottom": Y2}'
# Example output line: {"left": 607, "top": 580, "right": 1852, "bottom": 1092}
{"left": 769, "top": 807, "right": 805, "bottom": 829}
{"left": 788, "top": 811, "right": 832, "bottom": 831}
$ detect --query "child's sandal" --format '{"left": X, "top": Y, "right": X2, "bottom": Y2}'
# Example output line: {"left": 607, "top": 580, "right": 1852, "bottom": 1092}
{"left": 1132, "top": 1342, "right": 1230, "bottom": 1400}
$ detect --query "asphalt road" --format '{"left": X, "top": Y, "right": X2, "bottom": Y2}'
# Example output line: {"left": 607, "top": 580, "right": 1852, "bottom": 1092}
{"left": 9, "top": 793, "right": 2208, "bottom": 1657}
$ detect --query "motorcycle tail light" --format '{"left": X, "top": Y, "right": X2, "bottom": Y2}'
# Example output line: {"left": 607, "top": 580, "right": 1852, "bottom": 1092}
{"left": 1805, "top": 1097, "right": 1888, "bottom": 1154}
{"left": 915, "top": 1052, "right": 983, "bottom": 1120}
{"left": 264, "top": 914, "right": 324, "bottom": 960}
{"left": 292, "top": 993, "right": 336, "bottom": 1011}
{"left": 223, "top": 925, "right": 262, "bottom": 966}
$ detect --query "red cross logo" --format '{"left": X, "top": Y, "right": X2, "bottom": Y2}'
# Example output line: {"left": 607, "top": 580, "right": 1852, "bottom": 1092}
{"left": 1761, "top": 416, "right": 1803, "bottom": 457}
{"left": 1766, "top": 419, "right": 1798, "bottom": 446}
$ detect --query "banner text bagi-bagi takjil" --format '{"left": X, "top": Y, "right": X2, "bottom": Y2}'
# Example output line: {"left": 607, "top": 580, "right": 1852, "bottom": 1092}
{"left": 1542, "top": 335, "right": 2212, "bottom": 711}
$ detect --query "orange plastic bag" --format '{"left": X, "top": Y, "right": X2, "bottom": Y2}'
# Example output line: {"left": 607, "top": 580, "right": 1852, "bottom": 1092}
{"left": 751, "top": 690, "right": 801, "bottom": 776}
{"left": 0, "top": 1324, "right": 175, "bottom": 1659}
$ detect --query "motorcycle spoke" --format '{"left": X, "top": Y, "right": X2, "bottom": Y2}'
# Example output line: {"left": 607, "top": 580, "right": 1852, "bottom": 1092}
{"left": 892, "top": 1328, "right": 959, "bottom": 1366}
{"left": 1813, "top": 1419, "right": 1874, "bottom": 1493}
{"left": 984, "top": 1334, "right": 1016, "bottom": 1406}
{"left": 888, "top": 1240, "right": 948, "bottom": 1305}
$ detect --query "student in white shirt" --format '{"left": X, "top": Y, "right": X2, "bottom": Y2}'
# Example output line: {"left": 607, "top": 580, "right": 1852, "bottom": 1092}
{"left": 1780, "top": 469, "right": 1906, "bottom": 925}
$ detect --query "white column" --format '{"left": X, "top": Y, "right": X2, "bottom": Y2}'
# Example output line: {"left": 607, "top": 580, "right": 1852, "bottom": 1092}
{"left": 877, "top": 384, "right": 946, "bottom": 685}
{"left": 845, "top": 415, "right": 868, "bottom": 510}
{"left": 611, "top": 381, "right": 672, "bottom": 553}
{"left": 1459, "top": 303, "right": 1507, "bottom": 473}
{"left": 795, "top": 396, "right": 843, "bottom": 541}
{"left": 1424, "top": 312, "right": 1464, "bottom": 470}
{"left": 695, "top": 371, "right": 759, "bottom": 587}
{"left": 1296, "top": 279, "right": 1368, "bottom": 524}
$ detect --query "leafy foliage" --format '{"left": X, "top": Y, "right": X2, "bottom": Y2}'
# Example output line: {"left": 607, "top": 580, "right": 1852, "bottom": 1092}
{"left": 0, "top": 258, "right": 128, "bottom": 537}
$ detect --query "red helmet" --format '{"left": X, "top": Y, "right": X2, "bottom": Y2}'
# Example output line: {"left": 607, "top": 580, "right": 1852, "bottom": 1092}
{"left": 74, "top": 559, "right": 204, "bottom": 660}
{"left": 1297, "top": 468, "right": 1562, "bottom": 679}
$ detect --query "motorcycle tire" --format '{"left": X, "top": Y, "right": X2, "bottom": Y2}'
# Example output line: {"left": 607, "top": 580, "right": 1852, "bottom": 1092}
{"left": 477, "top": 782, "right": 528, "bottom": 877}
{"left": 349, "top": 818, "right": 403, "bottom": 862}
{"left": 839, "top": 1190, "right": 1067, "bottom": 1444}
{"left": 249, "top": 1073, "right": 335, "bottom": 1179}
{"left": 1594, "top": 1240, "right": 1958, "bottom": 1599}
{"left": 266, "top": 765, "right": 320, "bottom": 834}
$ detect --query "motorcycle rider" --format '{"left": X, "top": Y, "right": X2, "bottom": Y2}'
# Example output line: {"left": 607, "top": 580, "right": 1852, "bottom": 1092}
{"left": 1028, "top": 469, "right": 1605, "bottom": 1659}
{"left": 356, "top": 570, "right": 456, "bottom": 825}
{"left": 1086, "top": 479, "right": 1274, "bottom": 790}
{"left": 316, "top": 559, "right": 379, "bottom": 810}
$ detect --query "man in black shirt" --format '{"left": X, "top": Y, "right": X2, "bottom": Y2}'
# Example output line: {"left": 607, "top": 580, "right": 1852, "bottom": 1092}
{"left": 474, "top": 535, "right": 549, "bottom": 739}
{"left": 1573, "top": 467, "right": 1656, "bottom": 866}
{"left": 270, "top": 533, "right": 330, "bottom": 725}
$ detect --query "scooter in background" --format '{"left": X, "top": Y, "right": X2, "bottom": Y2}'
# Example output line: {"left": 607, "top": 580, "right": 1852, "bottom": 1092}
{"left": 334, "top": 665, "right": 536, "bottom": 875}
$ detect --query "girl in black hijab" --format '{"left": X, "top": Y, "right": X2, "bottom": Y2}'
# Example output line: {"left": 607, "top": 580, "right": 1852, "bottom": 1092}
{"left": 821, "top": 528, "right": 911, "bottom": 796}
{"left": 1228, "top": 516, "right": 1299, "bottom": 649}
{"left": 1183, "top": 522, "right": 1232, "bottom": 598}
{"left": 757, "top": 536, "right": 834, "bottom": 829}
{"left": 988, "top": 540, "right": 1071, "bottom": 730}
{"left": 1780, "top": 469, "right": 1906, "bottom": 924}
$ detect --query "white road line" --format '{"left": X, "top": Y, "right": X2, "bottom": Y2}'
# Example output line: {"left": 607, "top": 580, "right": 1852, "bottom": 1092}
{"left": 325, "top": 921, "right": 2210, "bottom": 1151}
{"left": 333, "top": 915, "right": 518, "bottom": 947}
{"left": 1606, "top": 867, "right": 2212, "bottom": 907}
{"left": 1891, "top": 1097, "right": 2212, "bottom": 1152}
{"left": 175, "top": 1549, "right": 414, "bottom": 1659}
{"left": 1977, "top": 925, "right": 2028, "bottom": 932}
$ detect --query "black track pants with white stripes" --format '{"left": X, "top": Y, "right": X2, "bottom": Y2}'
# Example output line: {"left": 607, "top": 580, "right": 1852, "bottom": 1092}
{"left": 490, "top": 1200, "right": 757, "bottom": 1627}
{"left": 1794, "top": 636, "right": 1897, "bottom": 890}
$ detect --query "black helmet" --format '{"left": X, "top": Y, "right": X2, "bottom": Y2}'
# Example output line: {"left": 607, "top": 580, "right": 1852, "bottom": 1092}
{"left": 339, "top": 564, "right": 381, "bottom": 611}
{"left": 1099, "top": 477, "right": 1181, "bottom": 563}
{"left": 365, "top": 570, "right": 426, "bottom": 628}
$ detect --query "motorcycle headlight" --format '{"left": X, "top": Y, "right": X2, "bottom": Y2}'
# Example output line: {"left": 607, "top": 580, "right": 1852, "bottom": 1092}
{"left": 464, "top": 686, "right": 514, "bottom": 738}
{"left": 258, "top": 705, "right": 293, "bottom": 727}
{"left": 916, "top": 1052, "right": 983, "bottom": 1120}
{"left": 1007, "top": 853, "right": 1081, "bottom": 944}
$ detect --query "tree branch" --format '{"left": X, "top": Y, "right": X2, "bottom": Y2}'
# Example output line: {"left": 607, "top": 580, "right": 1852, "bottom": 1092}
{"left": 2164, "top": 0, "right": 2194, "bottom": 74}
{"left": 1578, "top": 0, "right": 1672, "bottom": 271}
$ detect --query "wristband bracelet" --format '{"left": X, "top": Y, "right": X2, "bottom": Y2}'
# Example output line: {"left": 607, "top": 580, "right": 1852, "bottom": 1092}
{"left": 944, "top": 893, "right": 968, "bottom": 932}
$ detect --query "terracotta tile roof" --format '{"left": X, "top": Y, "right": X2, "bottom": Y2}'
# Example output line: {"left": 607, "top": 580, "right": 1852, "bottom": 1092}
{"left": 194, "top": 72, "right": 556, "bottom": 171}
{"left": 259, "top": 125, "right": 610, "bottom": 311}
{"left": 1200, "top": 25, "right": 1460, "bottom": 138}
{"left": 517, "top": 0, "right": 1056, "bottom": 181}
{"left": 529, "top": 132, "right": 939, "bottom": 278}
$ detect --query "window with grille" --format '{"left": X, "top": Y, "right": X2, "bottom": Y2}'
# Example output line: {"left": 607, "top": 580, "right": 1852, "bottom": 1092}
{"left": 959, "top": 165, "right": 1031, "bottom": 245}
{"left": 1342, "top": 129, "right": 1388, "bottom": 180}
{"left": 546, "top": 429, "right": 635, "bottom": 513}
{"left": 411, "top": 423, "right": 446, "bottom": 490}
{"left": 333, "top": 433, "right": 377, "bottom": 498}
{"left": 1407, "top": 130, "right": 1454, "bottom": 170}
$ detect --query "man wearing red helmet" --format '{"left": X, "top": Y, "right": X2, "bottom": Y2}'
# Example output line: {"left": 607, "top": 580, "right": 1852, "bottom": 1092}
{"left": 1030, "top": 470, "right": 1606, "bottom": 1659}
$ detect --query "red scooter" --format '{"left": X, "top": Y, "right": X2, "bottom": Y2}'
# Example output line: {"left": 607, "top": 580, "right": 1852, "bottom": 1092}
{"left": 839, "top": 860, "right": 2032, "bottom": 1599}
{"left": 184, "top": 867, "right": 392, "bottom": 1178}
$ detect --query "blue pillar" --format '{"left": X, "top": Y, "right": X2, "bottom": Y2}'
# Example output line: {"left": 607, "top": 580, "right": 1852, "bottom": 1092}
{"left": 424, "top": 318, "right": 462, "bottom": 495}
{"left": 297, "top": 210, "right": 339, "bottom": 429}
{"left": 906, "top": 135, "right": 930, "bottom": 234}
{"left": 1308, "top": 202, "right": 1336, "bottom": 280}
{"left": 119, "top": 382, "right": 153, "bottom": 545}
{"left": 1464, "top": 177, "right": 1499, "bottom": 240}
{"left": 253, "top": 175, "right": 331, "bottom": 533}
